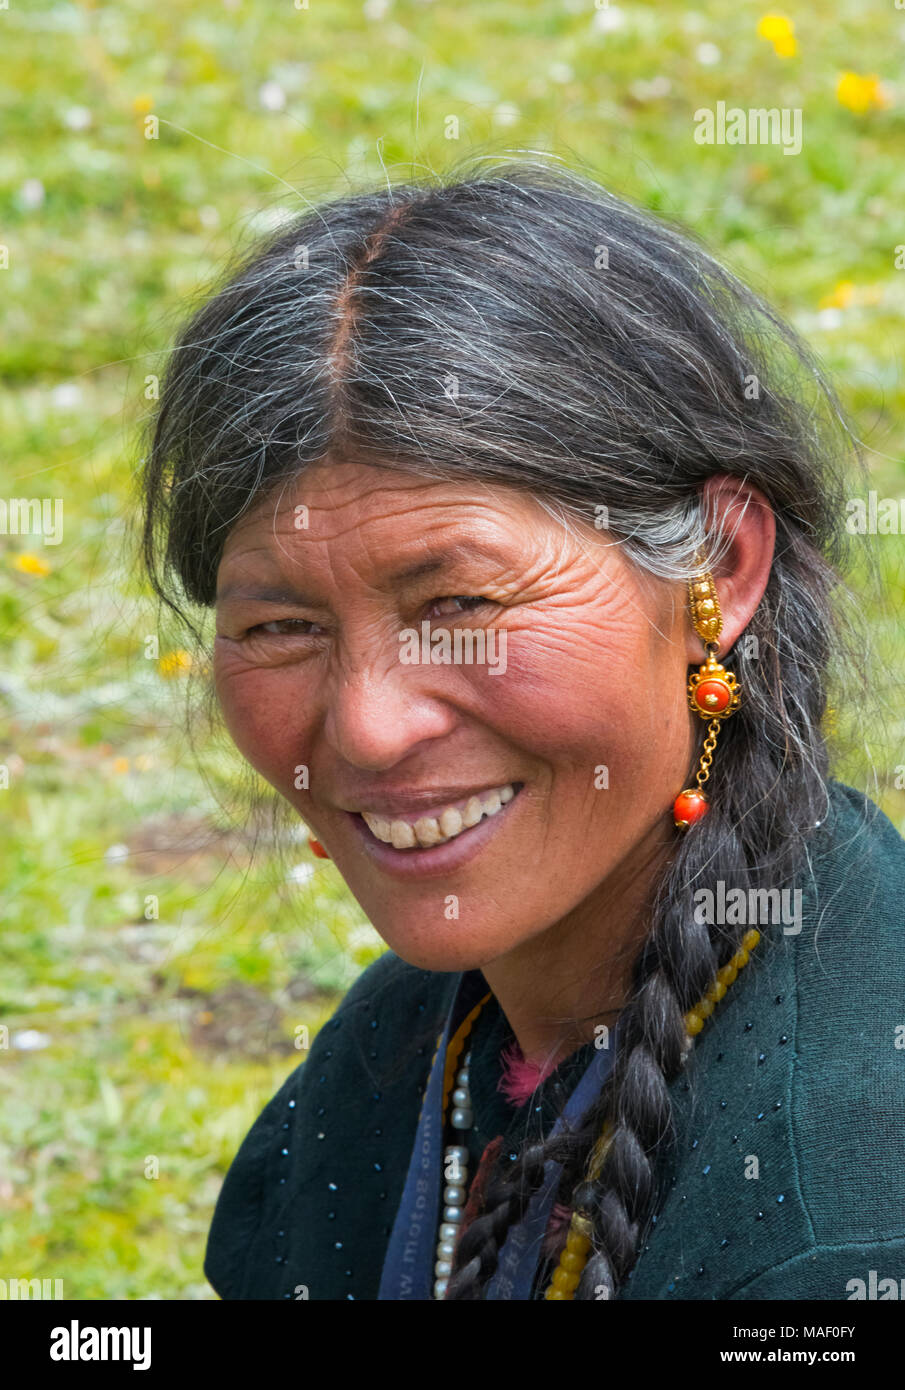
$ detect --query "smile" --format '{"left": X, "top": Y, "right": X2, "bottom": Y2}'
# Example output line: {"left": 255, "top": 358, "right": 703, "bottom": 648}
{"left": 359, "top": 782, "right": 519, "bottom": 850}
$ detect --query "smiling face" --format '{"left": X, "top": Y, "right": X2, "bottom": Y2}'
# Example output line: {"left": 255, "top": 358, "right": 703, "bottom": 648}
{"left": 213, "top": 460, "right": 697, "bottom": 974}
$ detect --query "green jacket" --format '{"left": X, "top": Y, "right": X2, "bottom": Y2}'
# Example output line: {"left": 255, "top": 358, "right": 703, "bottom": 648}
{"left": 204, "top": 781, "right": 905, "bottom": 1300}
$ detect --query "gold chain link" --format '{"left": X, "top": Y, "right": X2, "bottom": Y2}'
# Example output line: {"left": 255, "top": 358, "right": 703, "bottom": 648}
{"left": 695, "top": 720, "right": 722, "bottom": 789}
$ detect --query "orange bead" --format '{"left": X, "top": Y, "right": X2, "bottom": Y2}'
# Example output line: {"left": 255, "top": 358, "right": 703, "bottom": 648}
{"left": 732, "top": 948, "right": 750, "bottom": 970}
{"left": 706, "top": 979, "right": 727, "bottom": 1003}
{"left": 545, "top": 1287, "right": 567, "bottom": 1300}
{"left": 559, "top": 1250, "right": 586, "bottom": 1273}
{"left": 685, "top": 1011, "right": 704, "bottom": 1035}
{"left": 742, "top": 929, "right": 761, "bottom": 951}
{"left": 693, "top": 678, "right": 731, "bottom": 714}
{"left": 552, "top": 1267, "right": 581, "bottom": 1292}
{"left": 717, "top": 963, "right": 737, "bottom": 987}
{"left": 673, "top": 789, "right": 709, "bottom": 829}
{"left": 566, "top": 1232, "right": 591, "bottom": 1255}
{"left": 697, "top": 997, "right": 714, "bottom": 1018}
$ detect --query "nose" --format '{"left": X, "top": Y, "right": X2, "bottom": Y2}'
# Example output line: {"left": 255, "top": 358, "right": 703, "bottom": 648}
{"left": 321, "top": 647, "right": 459, "bottom": 774}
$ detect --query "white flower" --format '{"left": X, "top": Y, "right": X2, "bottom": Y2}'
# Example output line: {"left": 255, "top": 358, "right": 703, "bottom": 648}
{"left": 104, "top": 842, "right": 130, "bottom": 865}
{"left": 493, "top": 102, "right": 520, "bottom": 126}
{"left": 20, "top": 179, "right": 45, "bottom": 210}
{"left": 286, "top": 862, "right": 315, "bottom": 885}
{"left": 629, "top": 76, "right": 671, "bottom": 102}
{"left": 64, "top": 106, "right": 92, "bottom": 131}
{"left": 51, "top": 383, "right": 82, "bottom": 410}
{"left": 12, "top": 1030, "right": 51, "bottom": 1051}
{"left": 258, "top": 81, "right": 286, "bottom": 112}
{"left": 592, "top": 5, "right": 625, "bottom": 33}
{"left": 696, "top": 42, "right": 721, "bottom": 67}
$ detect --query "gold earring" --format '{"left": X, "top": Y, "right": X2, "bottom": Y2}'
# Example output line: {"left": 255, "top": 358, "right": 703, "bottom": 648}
{"left": 673, "top": 569, "right": 741, "bottom": 831}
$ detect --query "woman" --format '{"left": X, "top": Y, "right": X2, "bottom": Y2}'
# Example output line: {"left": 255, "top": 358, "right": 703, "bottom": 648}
{"left": 142, "top": 159, "right": 905, "bottom": 1300}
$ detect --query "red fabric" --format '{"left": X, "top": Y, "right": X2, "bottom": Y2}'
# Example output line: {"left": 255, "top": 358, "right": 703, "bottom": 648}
{"left": 456, "top": 1134, "right": 504, "bottom": 1252}
{"left": 497, "top": 1037, "right": 557, "bottom": 1106}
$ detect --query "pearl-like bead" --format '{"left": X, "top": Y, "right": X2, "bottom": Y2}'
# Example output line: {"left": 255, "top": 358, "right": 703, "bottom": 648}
{"left": 434, "top": 1278, "right": 448, "bottom": 1299}
{"left": 450, "top": 1108, "right": 472, "bottom": 1129}
{"left": 451, "top": 1087, "right": 469, "bottom": 1107}
{"left": 444, "top": 1185, "right": 465, "bottom": 1204}
{"left": 438, "top": 1239, "right": 456, "bottom": 1258}
{"left": 440, "top": 1222, "right": 459, "bottom": 1242}
{"left": 443, "top": 1205, "right": 463, "bottom": 1223}
{"left": 435, "top": 1258, "right": 452, "bottom": 1277}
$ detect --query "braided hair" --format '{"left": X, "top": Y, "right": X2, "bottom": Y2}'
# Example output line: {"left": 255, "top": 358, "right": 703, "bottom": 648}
{"left": 141, "top": 155, "right": 863, "bottom": 1299}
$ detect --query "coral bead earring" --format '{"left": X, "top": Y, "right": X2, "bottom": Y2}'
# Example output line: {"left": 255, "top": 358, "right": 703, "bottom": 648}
{"left": 673, "top": 567, "right": 742, "bottom": 832}
{"left": 673, "top": 787, "right": 710, "bottom": 829}
{"left": 309, "top": 837, "right": 331, "bottom": 859}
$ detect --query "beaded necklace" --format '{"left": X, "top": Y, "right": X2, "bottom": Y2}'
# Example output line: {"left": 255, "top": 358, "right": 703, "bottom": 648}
{"left": 433, "top": 927, "right": 762, "bottom": 1300}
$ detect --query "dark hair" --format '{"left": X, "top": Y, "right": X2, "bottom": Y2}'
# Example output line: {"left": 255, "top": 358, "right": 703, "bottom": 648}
{"left": 141, "top": 156, "right": 865, "bottom": 1298}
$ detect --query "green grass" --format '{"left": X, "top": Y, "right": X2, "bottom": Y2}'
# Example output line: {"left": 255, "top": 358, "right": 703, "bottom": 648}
{"left": 2, "top": 0, "right": 904, "bottom": 1297}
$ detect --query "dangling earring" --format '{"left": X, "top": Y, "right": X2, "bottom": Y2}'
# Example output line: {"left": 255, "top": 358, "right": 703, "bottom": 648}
{"left": 309, "top": 837, "right": 331, "bottom": 859}
{"left": 673, "top": 567, "right": 741, "bottom": 831}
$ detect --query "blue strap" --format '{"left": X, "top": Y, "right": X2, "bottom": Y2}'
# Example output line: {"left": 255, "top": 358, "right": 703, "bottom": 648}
{"left": 485, "top": 1024, "right": 619, "bottom": 1299}
{"left": 378, "top": 972, "right": 618, "bottom": 1301}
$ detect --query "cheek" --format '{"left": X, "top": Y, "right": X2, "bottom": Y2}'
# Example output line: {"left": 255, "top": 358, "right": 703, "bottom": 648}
{"left": 213, "top": 645, "right": 312, "bottom": 797}
{"left": 478, "top": 616, "right": 690, "bottom": 791}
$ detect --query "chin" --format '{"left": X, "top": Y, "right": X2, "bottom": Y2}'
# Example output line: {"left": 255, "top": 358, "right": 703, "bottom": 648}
{"left": 373, "top": 924, "right": 507, "bottom": 976}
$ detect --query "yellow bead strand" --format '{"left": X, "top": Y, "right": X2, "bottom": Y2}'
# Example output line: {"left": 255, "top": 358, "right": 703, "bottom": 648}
{"left": 543, "top": 928, "right": 761, "bottom": 1300}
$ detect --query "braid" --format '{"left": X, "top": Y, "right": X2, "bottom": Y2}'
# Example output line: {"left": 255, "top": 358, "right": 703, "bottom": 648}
{"left": 445, "top": 1136, "right": 575, "bottom": 1300}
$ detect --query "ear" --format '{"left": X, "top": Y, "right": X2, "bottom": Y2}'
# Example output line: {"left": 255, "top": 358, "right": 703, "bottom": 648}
{"left": 683, "top": 475, "right": 776, "bottom": 665}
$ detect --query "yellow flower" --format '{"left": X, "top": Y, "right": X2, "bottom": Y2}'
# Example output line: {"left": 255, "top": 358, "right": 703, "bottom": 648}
{"left": 132, "top": 94, "right": 154, "bottom": 115}
{"left": 112, "top": 756, "right": 130, "bottom": 775}
{"left": 819, "top": 280, "right": 855, "bottom": 310}
{"left": 14, "top": 552, "right": 51, "bottom": 576}
{"left": 158, "top": 649, "right": 193, "bottom": 678}
{"left": 818, "top": 280, "right": 883, "bottom": 311}
{"left": 836, "top": 71, "right": 891, "bottom": 114}
{"left": 757, "top": 14, "right": 797, "bottom": 58}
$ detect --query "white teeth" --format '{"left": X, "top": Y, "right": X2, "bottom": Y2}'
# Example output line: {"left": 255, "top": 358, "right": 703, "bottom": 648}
{"left": 414, "top": 816, "right": 443, "bottom": 848}
{"left": 361, "top": 783, "right": 518, "bottom": 850}
{"left": 390, "top": 821, "right": 415, "bottom": 849}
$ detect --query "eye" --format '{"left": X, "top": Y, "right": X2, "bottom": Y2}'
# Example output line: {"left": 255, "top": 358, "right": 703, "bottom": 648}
{"left": 247, "top": 618, "right": 322, "bottom": 637}
{"left": 424, "top": 595, "right": 490, "bottom": 619}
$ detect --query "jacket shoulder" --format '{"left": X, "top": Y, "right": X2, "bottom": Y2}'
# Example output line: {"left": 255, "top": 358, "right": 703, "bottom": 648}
{"left": 203, "top": 951, "right": 455, "bottom": 1299}
{"left": 786, "top": 780, "right": 905, "bottom": 1247}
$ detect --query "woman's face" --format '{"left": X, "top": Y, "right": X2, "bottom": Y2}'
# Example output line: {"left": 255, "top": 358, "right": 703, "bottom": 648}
{"left": 213, "top": 461, "right": 697, "bottom": 972}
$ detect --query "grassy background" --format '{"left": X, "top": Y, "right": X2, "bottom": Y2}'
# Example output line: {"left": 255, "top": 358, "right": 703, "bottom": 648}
{"left": 2, "top": 0, "right": 904, "bottom": 1298}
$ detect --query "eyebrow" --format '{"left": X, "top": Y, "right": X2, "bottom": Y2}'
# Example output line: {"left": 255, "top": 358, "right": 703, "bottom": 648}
{"left": 216, "top": 541, "right": 511, "bottom": 605}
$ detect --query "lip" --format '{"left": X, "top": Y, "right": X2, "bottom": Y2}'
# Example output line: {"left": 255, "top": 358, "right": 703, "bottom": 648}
{"left": 341, "top": 783, "right": 525, "bottom": 879}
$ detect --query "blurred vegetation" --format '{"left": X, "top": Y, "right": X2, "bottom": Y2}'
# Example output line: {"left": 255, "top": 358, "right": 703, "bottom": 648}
{"left": 1, "top": 0, "right": 903, "bottom": 1298}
